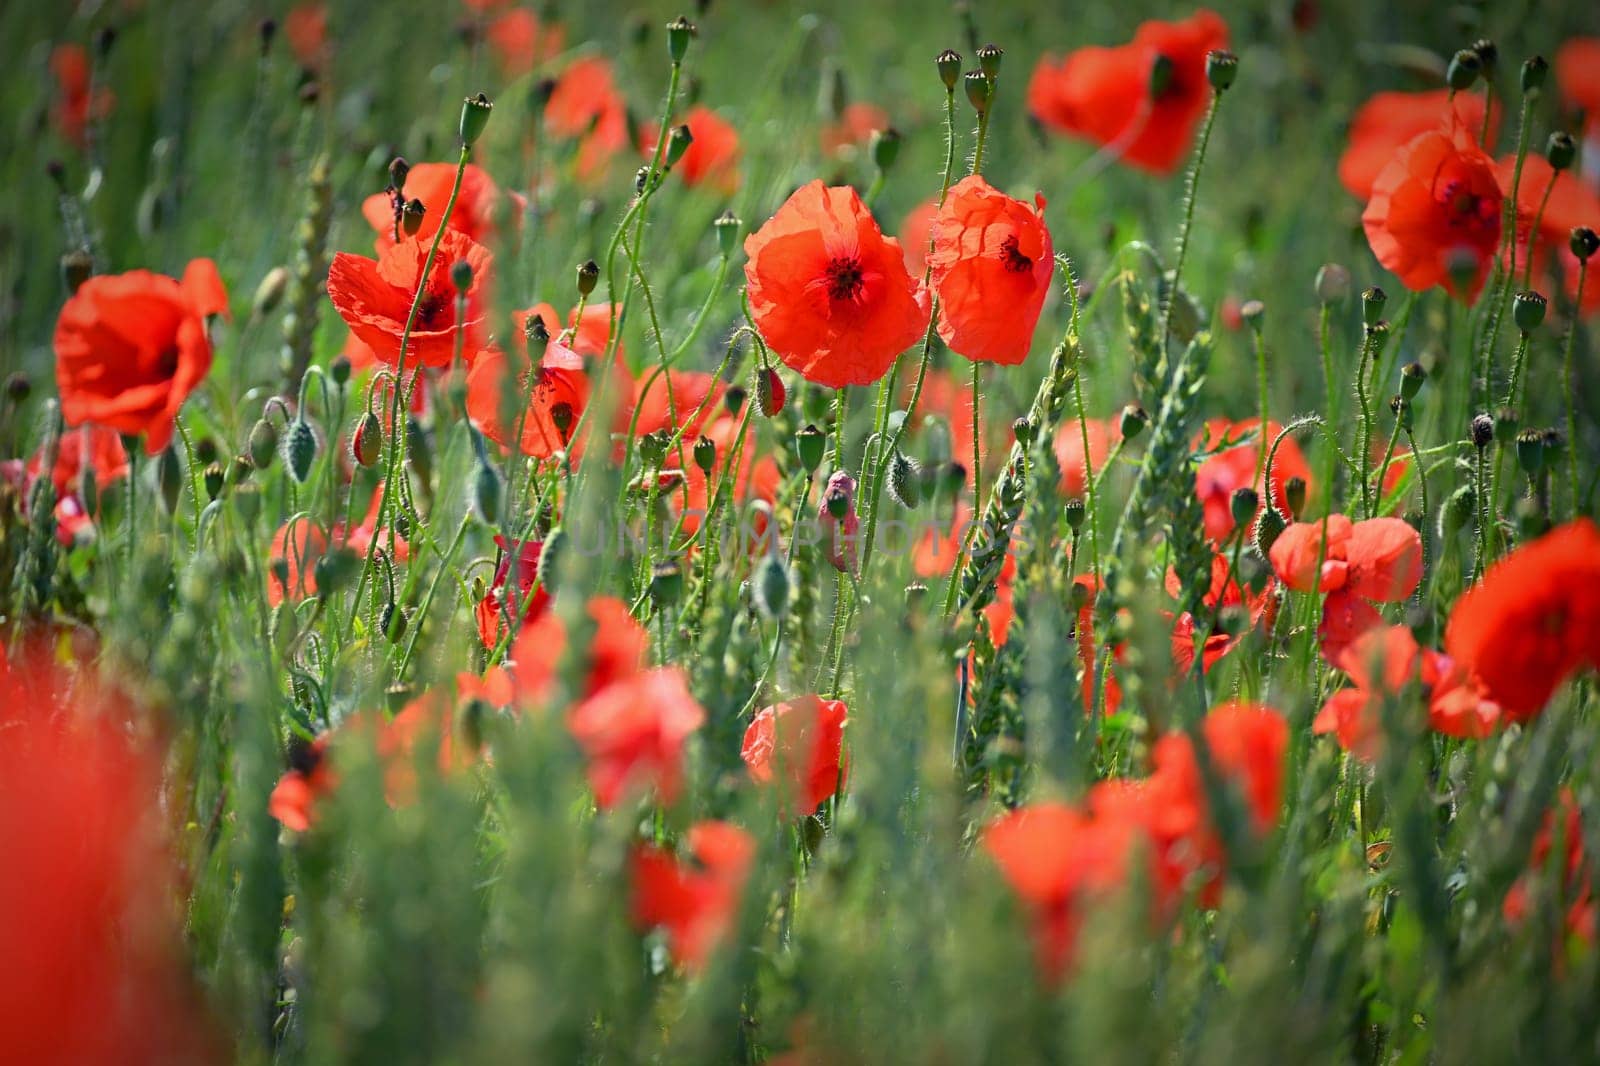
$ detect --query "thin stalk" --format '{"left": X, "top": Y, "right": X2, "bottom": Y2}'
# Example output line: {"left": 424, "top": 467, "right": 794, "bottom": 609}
{"left": 1564, "top": 262, "right": 1589, "bottom": 516}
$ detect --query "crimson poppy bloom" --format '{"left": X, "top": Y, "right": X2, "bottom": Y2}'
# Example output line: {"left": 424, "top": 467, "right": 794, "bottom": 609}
{"left": 508, "top": 595, "right": 650, "bottom": 705}
{"left": 1269, "top": 514, "right": 1423, "bottom": 662}
{"left": 1338, "top": 89, "right": 1494, "bottom": 201}
{"left": 266, "top": 518, "right": 328, "bottom": 607}
{"left": 484, "top": 7, "right": 564, "bottom": 77}
{"left": 328, "top": 230, "right": 493, "bottom": 370}
{"left": 466, "top": 336, "right": 589, "bottom": 459}
{"left": 630, "top": 820, "right": 755, "bottom": 970}
{"left": 1054, "top": 417, "right": 1119, "bottom": 497}
{"left": 476, "top": 535, "right": 551, "bottom": 648}
{"left": 49, "top": 43, "right": 113, "bottom": 147}
{"left": 643, "top": 105, "right": 741, "bottom": 193}
{"left": 359, "top": 163, "right": 523, "bottom": 254}
{"left": 545, "top": 56, "right": 630, "bottom": 179}
{"left": 269, "top": 732, "right": 336, "bottom": 832}
{"left": 54, "top": 260, "right": 228, "bottom": 454}
{"left": 1026, "top": 10, "right": 1229, "bottom": 175}
{"left": 927, "top": 176, "right": 1054, "bottom": 366}
{"left": 740, "top": 696, "right": 849, "bottom": 816}
{"left": 744, "top": 180, "right": 930, "bottom": 388}
{"left": 1362, "top": 125, "right": 1502, "bottom": 302}
{"left": 1167, "top": 553, "right": 1277, "bottom": 675}
{"left": 567, "top": 666, "right": 706, "bottom": 809}
{"left": 1503, "top": 788, "right": 1595, "bottom": 948}
{"left": 1194, "top": 418, "right": 1312, "bottom": 541}
{"left": 624, "top": 369, "right": 725, "bottom": 441}
{"left": 1445, "top": 519, "right": 1600, "bottom": 721}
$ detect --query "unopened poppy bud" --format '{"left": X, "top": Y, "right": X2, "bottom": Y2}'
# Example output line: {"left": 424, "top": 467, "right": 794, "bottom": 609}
{"left": 639, "top": 429, "right": 670, "bottom": 468}
{"left": 756, "top": 367, "right": 786, "bottom": 417}
{"left": 284, "top": 418, "right": 317, "bottom": 483}
{"left": 576, "top": 259, "right": 599, "bottom": 296}
{"left": 330, "top": 354, "right": 351, "bottom": 387}
{"left": 650, "top": 560, "right": 684, "bottom": 605}
{"left": 270, "top": 556, "right": 290, "bottom": 592}
{"left": 1471, "top": 412, "right": 1494, "bottom": 450}
{"left": 1229, "top": 486, "right": 1259, "bottom": 529}
{"left": 795, "top": 424, "right": 826, "bottom": 473}
{"left": 692, "top": 435, "right": 716, "bottom": 476}
{"left": 1546, "top": 131, "right": 1576, "bottom": 171}
{"left": 1516, "top": 429, "right": 1545, "bottom": 478}
{"left": 1254, "top": 507, "right": 1287, "bottom": 554}
{"left": 753, "top": 551, "right": 791, "bottom": 619}
{"left": 233, "top": 481, "right": 261, "bottom": 523}
{"left": 870, "top": 126, "right": 902, "bottom": 172}
{"left": 1315, "top": 262, "right": 1351, "bottom": 305}
{"left": 824, "top": 483, "right": 851, "bottom": 519}
{"left": 1361, "top": 285, "right": 1387, "bottom": 328}
{"left": 963, "top": 70, "right": 991, "bottom": 115}
{"left": 1064, "top": 498, "right": 1086, "bottom": 532}
{"left": 1493, "top": 407, "right": 1518, "bottom": 445}
{"left": 381, "top": 602, "right": 408, "bottom": 644}
{"left": 402, "top": 198, "right": 426, "bottom": 236}
{"left": 1390, "top": 395, "right": 1413, "bottom": 432}
{"left": 450, "top": 258, "right": 474, "bottom": 295}
{"left": 666, "top": 16, "right": 696, "bottom": 63}
{"left": 1148, "top": 53, "right": 1175, "bottom": 98}
{"left": 714, "top": 210, "right": 741, "bottom": 257}
{"left": 389, "top": 156, "right": 410, "bottom": 191}
{"left": 1441, "top": 484, "right": 1475, "bottom": 536}
{"left": 4, "top": 372, "right": 30, "bottom": 404}
{"left": 1206, "top": 50, "right": 1238, "bottom": 91}
{"left": 1240, "top": 299, "right": 1265, "bottom": 333}
{"left": 1520, "top": 55, "right": 1548, "bottom": 94}
{"left": 1119, "top": 403, "right": 1148, "bottom": 442}
{"left": 203, "top": 462, "right": 226, "bottom": 501}
{"left": 313, "top": 546, "right": 359, "bottom": 597}
{"left": 665, "top": 123, "right": 693, "bottom": 167}
{"left": 247, "top": 419, "right": 276, "bottom": 469}
{"left": 1012, "top": 417, "right": 1034, "bottom": 446}
{"left": 724, "top": 385, "right": 747, "bottom": 415}
{"left": 61, "top": 249, "right": 94, "bottom": 294}
{"left": 1400, "top": 361, "right": 1426, "bottom": 400}
{"left": 459, "top": 92, "right": 493, "bottom": 147}
{"left": 158, "top": 445, "right": 183, "bottom": 514}
{"left": 1573, "top": 227, "right": 1600, "bottom": 262}
{"left": 1513, "top": 290, "right": 1547, "bottom": 333}
{"left": 1284, "top": 476, "right": 1307, "bottom": 517}
{"left": 977, "top": 44, "right": 1003, "bottom": 81}
{"left": 889, "top": 451, "right": 921, "bottom": 509}
{"left": 936, "top": 49, "right": 962, "bottom": 91}
{"left": 473, "top": 461, "right": 501, "bottom": 522}
{"left": 1446, "top": 49, "right": 1481, "bottom": 92}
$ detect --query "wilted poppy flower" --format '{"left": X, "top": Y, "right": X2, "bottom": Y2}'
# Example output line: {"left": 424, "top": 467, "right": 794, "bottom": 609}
{"left": 744, "top": 180, "right": 931, "bottom": 388}
{"left": 1194, "top": 418, "right": 1311, "bottom": 541}
{"left": 820, "top": 101, "right": 890, "bottom": 156}
{"left": 360, "top": 163, "right": 522, "bottom": 254}
{"left": 741, "top": 695, "right": 849, "bottom": 816}
{"left": 1269, "top": 514, "right": 1423, "bottom": 662}
{"left": 567, "top": 666, "right": 706, "bottom": 809}
{"left": 328, "top": 230, "right": 493, "bottom": 370}
{"left": 476, "top": 535, "right": 551, "bottom": 648}
{"left": 1362, "top": 125, "right": 1502, "bottom": 302}
{"left": 546, "top": 56, "right": 629, "bottom": 179}
{"left": 643, "top": 105, "right": 741, "bottom": 193}
{"left": 466, "top": 336, "right": 589, "bottom": 459}
{"left": 1338, "top": 89, "right": 1494, "bottom": 201}
{"left": 1054, "top": 417, "right": 1119, "bottom": 497}
{"left": 49, "top": 43, "right": 113, "bottom": 147}
{"left": 1167, "top": 553, "right": 1276, "bottom": 675}
{"left": 508, "top": 594, "right": 650, "bottom": 705}
{"left": 1503, "top": 788, "right": 1595, "bottom": 948}
{"left": 630, "top": 820, "right": 755, "bottom": 970}
{"left": 54, "top": 259, "right": 228, "bottom": 454}
{"left": 1026, "top": 10, "right": 1229, "bottom": 175}
{"left": 484, "top": 7, "right": 564, "bottom": 77}
{"left": 818, "top": 470, "right": 860, "bottom": 573}
{"left": 927, "top": 176, "right": 1054, "bottom": 366}
{"left": 284, "top": 3, "right": 328, "bottom": 69}
{"left": 1445, "top": 519, "right": 1600, "bottom": 721}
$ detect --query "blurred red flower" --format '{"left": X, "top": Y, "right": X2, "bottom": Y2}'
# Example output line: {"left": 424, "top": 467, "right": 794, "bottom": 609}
{"left": 49, "top": 43, "right": 113, "bottom": 147}
{"left": 1338, "top": 89, "right": 1493, "bottom": 201}
{"left": 631, "top": 820, "right": 755, "bottom": 970}
{"left": 820, "top": 102, "right": 890, "bottom": 157}
{"left": 509, "top": 594, "right": 650, "bottom": 705}
{"left": 1054, "top": 417, "right": 1119, "bottom": 497}
{"left": 285, "top": 3, "right": 328, "bottom": 69}
{"left": 484, "top": 7, "right": 564, "bottom": 77}
{"left": 567, "top": 666, "right": 706, "bottom": 809}
{"left": 1269, "top": 514, "right": 1422, "bottom": 663}
{"left": 327, "top": 230, "right": 493, "bottom": 369}
{"left": 1503, "top": 788, "right": 1595, "bottom": 948}
{"left": 741, "top": 695, "right": 849, "bottom": 816}
{"left": 642, "top": 105, "right": 741, "bottom": 193}
{"left": 545, "top": 56, "right": 630, "bottom": 179}
{"left": 1194, "top": 418, "right": 1311, "bottom": 542}
{"left": 899, "top": 196, "right": 939, "bottom": 278}
{"left": 476, "top": 535, "right": 551, "bottom": 648}
{"left": 1166, "top": 553, "right": 1277, "bottom": 676}
{"left": 27, "top": 425, "right": 128, "bottom": 495}
{"left": 744, "top": 180, "right": 930, "bottom": 388}
{"left": 360, "top": 162, "right": 523, "bottom": 255}
{"left": 466, "top": 334, "right": 589, "bottom": 459}
{"left": 1555, "top": 38, "right": 1600, "bottom": 140}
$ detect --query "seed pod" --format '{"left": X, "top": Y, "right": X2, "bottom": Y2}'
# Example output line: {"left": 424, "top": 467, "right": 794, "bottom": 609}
{"left": 650, "top": 560, "right": 684, "bottom": 606}
{"left": 870, "top": 127, "right": 902, "bottom": 172}
{"left": 936, "top": 49, "right": 962, "bottom": 91}
{"left": 61, "top": 249, "right": 94, "bottom": 294}
{"left": 1229, "top": 486, "right": 1260, "bottom": 529}
{"left": 714, "top": 211, "right": 741, "bottom": 257}
{"left": 576, "top": 259, "right": 599, "bottom": 296}
{"left": 381, "top": 602, "right": 408, "bottom": 644}
{"left": 1119, "top": 404, "right": 1149, "bottom": 442}
{"left": 1521, "top": 55, "right": 1548, "bottom": 93}
{"left": 1513, "top": 290, "right": 1547, "bottom": 334}
{"left": 963, "top": 70, "right": 991, "bottom": 115}
{"left": 402, "top": 198, "right": 426, "bottom": 236}
{"left": 1362, "top": 286, "right": 1387, "bottom": 329}
{"left": 1315, "top": 263, "right": 1352, "bottom": 306}
{"left": 203, "top": 462, "right": 226, "bottom": 501}
{"left": 233, "top": 482, "right": 262, "bottom": 524}
{"left": 248, "top": 418, "right": 278, "bottom": 469}
{"left": 1011, "top": 417, "right": 1034, "bottom": 447}
{"left": 1206, "top": 49, "right": 1238, "bottom": 91}
{"left": 888, "top": 451, "right": 921, "bottom": 509}
{"left": 665, "top": 16, "right": 696, "bottom": 63}
{"left": 1547, "top": 131, "right": 1576, "bottom": 172}
{"left": 1516, "top": 429, "right": 1546, "bottom": 478}
{"left": 693, "top": 435, "right": 716, "bottom": 477}
{"left": 1446, "top": 49, "right": 1481, "bottom": 92}
{"left": 330, "top": 354, "right": 351, "bottom": 387}
{"left": 1064, "top": 498, "right": 1086, "bottom": 532}
{"left": 1572, "top": 227, "right": 1599, "bottom": 262}
{"left": 459, "top": 92, "right": 493, "bottom": 147}
{"left": 450, "top": 258, "right": 474, "bottom": 294}
{"left": 1400, "top": 361, "right": 1426, "bottom": 400}
{"left": 665, "top": 124, "right": 693, "bottom": 166}
{"left": 1493, "top": 407, "right": 1518, "bottom": 446}
{"left": 252, "top": 266, "right": 290, "bottom": 318}
{"left": 1284, "top": 476, "right": 1307, "bottom": 518}
{"left": 977, "top": 43, "right": 1003, "bottom": 81}
{"left": 284, "top": 418, "right": 317, "bottom": 483}
{"left": 795, "top": 424, "right": 826, "bottom": 473}
{"left": 352, "top": 411, "right": 382, "bottom": 467}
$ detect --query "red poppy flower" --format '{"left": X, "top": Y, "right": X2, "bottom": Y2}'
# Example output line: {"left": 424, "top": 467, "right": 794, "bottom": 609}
{"left": 54, "top": 260, "right": 227, "bottom": 454}
{"left": 901, "top": 367, "right": 1014, "bottom": 490}
{"left": 1338, "top": 89, "right": 1494, "bottom": 201}
{"left": 642, "top": 105, "right": 741, "bottom": 193}
{"left": 1166, "top": 552, "right": 1277, "bottom": 675}
{"left": 1026, "top": 10, "right": 1229, "bottom": 175}
{"left": 545, "top": 56, "right": 630, "bottom": 179}
{"left": 1054, "top": 417, "right": 1119, "bottom": 497}
{"left": 1496, "top": 153, "right": 1600, "bottom": 279}
{"left": 328, "top": 230, "right": 493, "bottom": 370}
{"left": 899, "top": 196, "right": 939, "bottom": 278}
{"left": 624, "top": 369, "right": 725, "bottom": 440}
{"left": 1073, "top": 574, "right": 1125, "bottom": 717}
{"left": 740, "top": 695, "right": 849, "bottom": 816}
{"left": 818, "top": 470, "right": 860, "bottom": 574}
{"left": 567, "top": 666, "right": 706, "bottom": 809}
{"left": 476, "top": 535, "right": 551, "bottom": 648}
{"left": 630, "top": 820, "right": 755, "bottom": 970}
{"left": 744, "top": 180, "right": 931, "bottom": 388}
{"left": 927, "top": 176, "right": 1054, "bottom": 366}
{"left": 1445, "top": 519, "right": 1600, "bottom": 721}
{"left": 666, "top": 411, "right": 781, "bottom": 542}
{"left": 269, "top": 732, "right": 337, "bottom": 832}
{"left": 484, "top": 8, "right": 564, "bottom": 77}
{"left": 1269, "top": 514, "right": 1423, "bottom": 662}
{"left": 466, "top": 336, "right": 589, "bottom": 459}
{"left": 820, "top": 102, "right": 890, "bottom": 157}
{"left": 1503, "top": 788, "right": 1595, "bottom": 947}
{"left": 508, "top": 595, "right": 650, "bottom": 705}
{"left": 1555, "top": 38, "right": 1600, "bottom": 138}
{"left": 1362, "top": 125, "right": 1502, "bottom": 302}
{"left": 360, "top": 163, "right": 523, "bottom": 255}
{"left": 1194, "top": 418, "right": 1312, "bottom": 541}
{"left": 519, "top": 301, "right": 626, "bottom": 366}
{"left": 27, "top": 425, "right": 128, "bottom": 495}
{"left": 49, "top": 43, "right": 113, "bottom": 148}
{"left": 266, "top": 518, "right": 328, "bottom": 607}
{"left": 284, "top": 3, "right": 328, "bottom": 69}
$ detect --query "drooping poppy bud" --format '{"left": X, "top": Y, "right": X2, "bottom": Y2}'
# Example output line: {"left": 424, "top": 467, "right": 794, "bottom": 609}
{"left": 284, "top": 418, "right": 317, "bottom": 483}
{"left": 755, "top": 367, "right": 786, "bottom": 417}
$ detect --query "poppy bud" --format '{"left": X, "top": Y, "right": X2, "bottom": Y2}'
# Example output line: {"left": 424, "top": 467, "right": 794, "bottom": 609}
{"left": 753, "top": 551, "right": 791, "bottom": 619}
{"left": 314, "top": 546, "right": 359, "bottom": 597}
{"left": 1400, "top": 361, "right": 1426, "bottom": 400}
{"left": 1390, "top": 395, "right": 1413, "bottom": 432}
{"left": 525, "top": 314, "right": 550, "bottom": 361}
{"left": 270, "top": 557, "right": 291, "bottom": 594}
{"left": 1240, "top": 299, "right": 1265, "bottom": 333}
{"left": 870, "top": 127, "right": 902, "bottom": 173}
{"left": 795, "top": 424, "right": 826, "bottom": 473}
{"left": 389, "top": 156, "right": 410, "bottom": 192}
{"left": 714, "top": 211, "right": 741, "bottom": 257}
{"left": 1148, "top": 53, "right": 1175, "bottom": 98}
{"left": 937, "top": 50, "right": 962, "bottom": 91}
{"left": 534, "top": 527, "right": 566, "bottom": 594}
{"left": 284, "top": 418, "right": 317, "bottom": 483}
{"left": 1229, "top": 486, "right": 1259, "bottom": 529}
{"left": 639, "top": 429, "right": 670, "bottom": 468}
{"left": 824, "top": 482, "right": 851, "bottom": 519}
{"left": 459, "top": 92, "right": 493, "bottom": 148}
{"left": 1573, "top": 227, "right": 1600, "bottom": 262}
{"left": 203, "top": 462, "right": 226, "bottom": 501}
{"left": 1471, "top": 39, "right": 1498, "bottom": 76}
{"left": 725, "top": 385, "right": 748, "bottom": 415}
{"left": 259, "top": 18, "right": 278, "bottom": 51}
{"left": 977, "top": 44, "right": 1003, "bottom": 81}
{"left": 330, "top": 354, "right": 351, "bottom": 387}
{"left": 650, "top": 560, "right": 684, "bottom": 606}
{"left": 1520, "top": 55, "right": 1548, "bottom": 94}
{"left": 756, "top": 367, "right": 786, "bottom": 417}
{"left": 963, "top": 70, "right": 991, "bottom": 115}
{"left": 1119, "top": 403, "right": 1148, "bottom": 442}
{"left": 665, "top": 123, "right": 694, "bottom": 167}
{"left": 1516, "top": 429, "right": 1545, "bottom": 478}
{"left": 233, "top": 480, "right": 261, "bottom": 524}
{"left": 1546, "top": 131, "right": 1576, "bottom": 172}
{"left": 5, "top": 372, "right": 30, "bottom": 404}
{"left": 1361, "top": 285, "right": 1387, "bottom": 329}
{"left": 889, "top": 451, "right": 921, "bottom": 509}
{"left": 1493, "top": 407, "right": 1518, "bottom": 445}
{"left": 1446, "top": 49, "right": 1481, "bottom": 92}
{"left": 1064, "top": 498, "right": 1086, "bottom": 532}
{"left": 1012, "top": 417, "right": 1034, "bottom": 447}
{"left": 1206, "top": 50, "right": 1238, "bottom": 91}
{"left": 1470, "top": 412, "right": 1494, "bottom": 450}
{"left": 1253, "top": 507, "right": 1287, "bottom": 555}
{"left": 61, "top": 249, "right": 94, "bottom": 294}
{"left": 666, "top": 16, "right": 696, "bottom": 63}
{"left": 157, "top": 445, "right": 183, "bottom": 514}
{"left": 1441, "top": 484, "right": 1475, "bottom": 536}
{"left": 1283, "top": 476, "right": 1307, "bottom": 518}
{"left": 402, "top": 198, "right": 426, "bottom": 237}
{"left": 1513, "top": 290, "right": 1547, "bottom": 334}
{"left": 576, "top": 259, "right": 599, "bottom": 296}
{"left": 382, "top": 602, "right": 408, "bottom": 644}
{"left": 1315, "top": 262, "right": 1351, "bottom": 306}
{"left": 474, "top": 461, "right": 502, "bottom": 522}
{"left": 248, "top": 419, "right": 278, "bottom": 471}
{"left": 447, "top": 259, "right": 473, "bottom": 297}
{"left": 692, "top": 435, "right": 716, "bottom": 476}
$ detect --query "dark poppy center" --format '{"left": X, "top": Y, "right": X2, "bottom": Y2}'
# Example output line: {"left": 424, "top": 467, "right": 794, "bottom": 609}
{"left": 417, "top": 291, "right": 450, "bottom": 328}
{"left": 825, "top": 256, "right": 866, "bottom": 301}
{"left": 1436, "top": 180, "right": 1496, "bottom": 232}
{"left": 999, "top": 235, "right": 1033, "bottom": 274}
{"left": 155, "top": 345, "right": 180, "bottom": 377}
